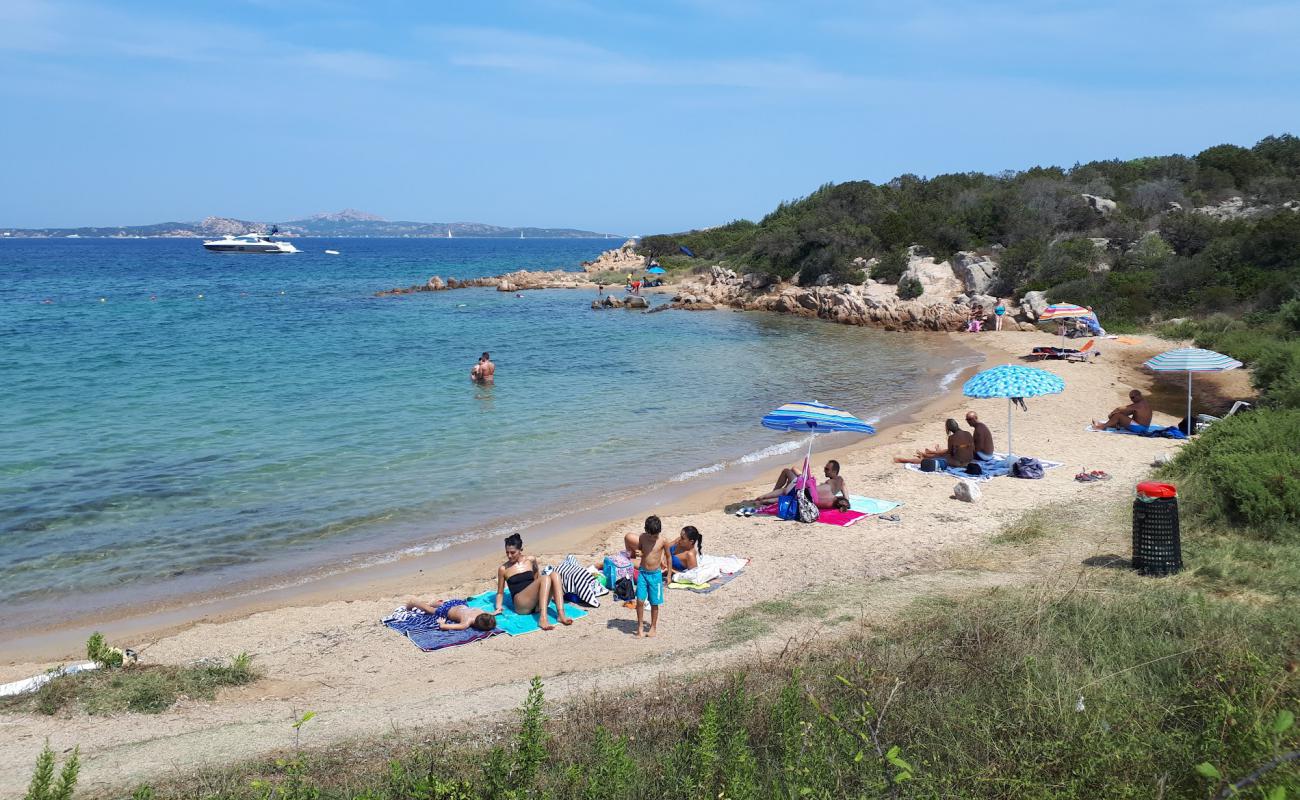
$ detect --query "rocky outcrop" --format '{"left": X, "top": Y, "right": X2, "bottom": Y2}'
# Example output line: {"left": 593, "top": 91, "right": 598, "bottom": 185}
{"left": 951, "top": 251, "right": 999, "bottom": 295}
{"left": 1191, "top": 196, "right": 1300, "bottom": 221}
{"left": 376, "top": 269, "right": 599, "bottom": 296}
{"left": 1081, "top": 194, "right": 1118, "bottom": 215}
{"left": 1020, "top": 290, "right": 1048, "bottom": 321}
{"left": 583, "top": 239, "right": 646, "bottom": 273}
{"left": 899, "top": 247, "right": 964, "bottom": 299}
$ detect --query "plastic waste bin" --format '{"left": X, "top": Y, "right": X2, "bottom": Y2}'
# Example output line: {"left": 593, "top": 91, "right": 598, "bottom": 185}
{"left": 1132, "top": 482, "right": 1180, "bottom": 576}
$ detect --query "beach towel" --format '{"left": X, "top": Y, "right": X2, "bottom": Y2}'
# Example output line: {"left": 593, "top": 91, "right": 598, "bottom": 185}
{"left": 463, "top": 590, "right": 588, "bottom": 636}
{"left": 670, "top": 571, "right": 743, "bottom": 594}
{"left": 382, "top": 607, "right": 503, "bottom": 652}
{"left": 758, "top": 503, "right": 867, "bottom": 526}
{"left": 1085, "top": 424, "right": 1188, "bottom": 440}
{"left": 670, "top": 555, "right": 749, "bottom": 594}
{"left": 847, "top": 496, "right": 903, "bottom": 515}
{"left": 903, "top": 453, "right": 1062, "bottom": 482}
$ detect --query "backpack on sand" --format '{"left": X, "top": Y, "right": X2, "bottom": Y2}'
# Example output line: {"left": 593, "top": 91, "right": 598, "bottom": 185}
{"left": 1012, "top": 457, "right": 1044, "bottom": 479}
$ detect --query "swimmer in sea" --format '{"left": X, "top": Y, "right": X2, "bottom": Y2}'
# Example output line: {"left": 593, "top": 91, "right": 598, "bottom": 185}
{"left": 470, "top": 352, "right": 495, "bottom": 384}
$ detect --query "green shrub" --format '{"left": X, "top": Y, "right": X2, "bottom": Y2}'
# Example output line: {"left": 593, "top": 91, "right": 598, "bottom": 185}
{"left": 24, "top": 742, "right": 78, "bottom": 800}
{"left": 869, "top": 248, "right": 907, "bottom": 283}
{"left": 897, "top": 275, "right": 923, "bottom": 300}
{"left": 1163, "top": 408, "right": 1300, "bottom": 535}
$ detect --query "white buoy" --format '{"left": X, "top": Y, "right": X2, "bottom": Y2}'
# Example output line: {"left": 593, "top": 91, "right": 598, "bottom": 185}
{"left": 324, "top": 249, "right": 340, "bottom": 255}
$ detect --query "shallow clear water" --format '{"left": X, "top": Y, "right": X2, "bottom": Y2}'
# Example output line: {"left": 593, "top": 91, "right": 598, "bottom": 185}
{"left": 0, "top": 238, "right": 964, "bottom": 620}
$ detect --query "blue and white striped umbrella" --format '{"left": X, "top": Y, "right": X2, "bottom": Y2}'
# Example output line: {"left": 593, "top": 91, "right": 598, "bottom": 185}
{"left": 762, "top": 402, "right": 875, "bottom": 485}
{"left": 762, "top": 401, "right": 877, "bottom": 434}
{"left": 962, "top": 365, "right": 1065, "bottom": 456}
{"left": 1144, "top": 348, "right": 1242, "bottom": 432}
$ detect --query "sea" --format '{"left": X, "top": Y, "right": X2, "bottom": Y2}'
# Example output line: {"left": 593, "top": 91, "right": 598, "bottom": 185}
{"left": 0, "top": 237, "right": 977, "bottom": 631}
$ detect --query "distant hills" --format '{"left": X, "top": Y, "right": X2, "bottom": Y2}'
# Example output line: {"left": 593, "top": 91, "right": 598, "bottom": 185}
{"left": 0, "top": 209, "right": 617, "bottom": 239}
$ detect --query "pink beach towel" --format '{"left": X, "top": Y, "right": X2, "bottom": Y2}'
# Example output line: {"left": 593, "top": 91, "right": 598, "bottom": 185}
{"left": 758, "top": 504, "right": 867, "bottom": 527}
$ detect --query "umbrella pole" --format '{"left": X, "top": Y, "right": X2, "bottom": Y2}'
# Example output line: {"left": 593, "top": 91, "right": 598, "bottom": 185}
{"left": 1007, "top": 397, "right": 1013, "bottom": 458}
{"left": 1187, "top": 371, "right": 1193, "bottom": 435}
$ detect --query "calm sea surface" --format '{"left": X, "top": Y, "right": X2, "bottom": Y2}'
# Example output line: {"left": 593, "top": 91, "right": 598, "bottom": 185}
{"left": 0, "top": 238, "right": 970, "bottom": 625}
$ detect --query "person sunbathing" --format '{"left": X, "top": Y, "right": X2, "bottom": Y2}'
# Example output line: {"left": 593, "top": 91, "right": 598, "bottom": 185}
{"left": 495, "top": 533, "right": 572, "bottom": 630}
{"left": 669, "top": 526, "right": 703, "bottom": 573}
{"left": 966, "top": 412, "right": 995, "bottom": 458}
{"left": 894, "top": 419, "right": 975, "bottom": 467}
{"left": 401, "top": 598, "right": 497, "bottom": 631}
{"left": 1094, "top": 389, "right": 1153, "bottom": 432}
{"left": 751, "top": 459, "right": 848, "bottom": 509}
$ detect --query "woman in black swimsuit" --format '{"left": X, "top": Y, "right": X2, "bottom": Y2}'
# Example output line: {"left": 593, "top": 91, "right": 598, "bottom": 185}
{"left": 494, "top": 533, "right": 572, "bottom": 630}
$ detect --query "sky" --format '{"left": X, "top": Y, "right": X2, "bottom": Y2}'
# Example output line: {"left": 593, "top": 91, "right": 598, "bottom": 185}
{"left": 2, "top": 1, "right": 1298, "bottom": 233}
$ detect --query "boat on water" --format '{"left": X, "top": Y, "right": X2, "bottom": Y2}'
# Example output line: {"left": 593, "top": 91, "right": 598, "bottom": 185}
{"left": 202, "top": 229, "right": 299, "bottom": 254}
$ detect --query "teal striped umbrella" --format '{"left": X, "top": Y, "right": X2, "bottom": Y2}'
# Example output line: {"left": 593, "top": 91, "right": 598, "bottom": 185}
{"left": 762, "top": 401, "right": 876, "bottom": 493}
{"left": 963, "top": 365, "right": 1065, "bottom": 456}
{"left": 1143, "top": 348, "right": 1242, "bottom": 432}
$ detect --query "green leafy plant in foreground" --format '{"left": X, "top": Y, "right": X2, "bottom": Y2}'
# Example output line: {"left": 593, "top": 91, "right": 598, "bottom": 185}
{"left": 24, "top": 742, "right": 79, "bottom": 800}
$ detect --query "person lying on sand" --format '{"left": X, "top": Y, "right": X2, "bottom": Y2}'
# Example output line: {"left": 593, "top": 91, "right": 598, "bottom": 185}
{"left": 752, "top": 459, "right": 848, "bottom": 509}
{"left": 894, "top": 419, "right": 975, "bottom": 468}
{"left": 966, "top": 412, "right": 995, "bottom": 458}
{"left": 401, "top": 598, "right": 497, "bottom": 632}
{"left": 495, "top": 533, "right": 572, "bottom": 630}
{"left": 1094, "top": 389, "right": 1152, "bottom": 432}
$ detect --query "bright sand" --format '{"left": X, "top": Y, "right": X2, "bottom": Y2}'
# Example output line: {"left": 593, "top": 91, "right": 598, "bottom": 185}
{"left": 0, "top": 329, "right": 1253, "bottom": 796}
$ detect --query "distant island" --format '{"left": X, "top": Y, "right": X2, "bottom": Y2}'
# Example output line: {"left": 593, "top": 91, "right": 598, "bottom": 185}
{"left": 0, "top": 208, "right": 619, "bottom": 239}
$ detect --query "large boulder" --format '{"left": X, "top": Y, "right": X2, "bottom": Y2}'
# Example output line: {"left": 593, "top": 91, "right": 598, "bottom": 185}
{"left": 1020, "top": 290, "right": 1048, "bottom": 320}
{"left": 968, "top": 293, "right": 998, "bottom": 310}
{"left": 624, "top": 295, "right": 648, "bottom": 309}
{"left": 497, "top": 280, "right": 517, "bottom": 292}
{"left": 741, "top": 272, "right": 775, "bottom": 291}
{"left": 951, "top": 252, "right": 999, "bottom": 295}
{"left": 710, "top": 265, "right": 739, "bottom": 284}
{"left": 584, "top": 239, "right": 646, "bottom": 273}
{"left": 426, "top": 275, "right": 446, "bottom": 291}
{"left": 1081, "top": 194, "right": 1118, "bottom": 215}
{"left": 899, "top": 249, "right": 963, "bottom": 299}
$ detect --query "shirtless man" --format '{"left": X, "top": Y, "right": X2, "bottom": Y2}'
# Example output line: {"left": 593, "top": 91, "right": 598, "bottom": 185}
{"left": 470, "top": 351, "right": 495, "bottom": 384}
{"left": 1094, "top": 389, "right": 1153, "bottom": 432}
{"left": 753, "top": 459, "right": 849, "bottom": 510}
{"left": 894, "top": 419, "right": 975, "bottom": 468}
{"left": 966, "top": 412, "right": 995, "bottom": 458}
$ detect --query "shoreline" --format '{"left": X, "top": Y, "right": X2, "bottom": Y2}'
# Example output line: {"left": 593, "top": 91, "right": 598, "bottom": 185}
{"left": 0, "top": 321, "right": 983, "bottom": 664}
{"left": 0, "top": 328, "right": 1256, "bottom": 796}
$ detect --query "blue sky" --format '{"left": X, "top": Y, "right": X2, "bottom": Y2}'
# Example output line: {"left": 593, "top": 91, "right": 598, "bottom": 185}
{"left": 2, "top": 1, "right": 1297, "bottom": 232}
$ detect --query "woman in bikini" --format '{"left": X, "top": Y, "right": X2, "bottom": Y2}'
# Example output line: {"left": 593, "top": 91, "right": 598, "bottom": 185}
{"left": 495, "top": 533, "right": 572, "bottom": 630}
{"left": 669, "top": 526, "right": 703, "bottom": 573}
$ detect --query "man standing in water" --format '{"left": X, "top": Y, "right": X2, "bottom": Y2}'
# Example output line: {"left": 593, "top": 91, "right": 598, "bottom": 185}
{"left": 470, "top": 352, "right": 495, "bottom": 384}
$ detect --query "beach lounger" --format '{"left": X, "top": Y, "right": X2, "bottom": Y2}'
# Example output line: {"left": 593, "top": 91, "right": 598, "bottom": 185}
{"left": 1029, "top": 339, "right": 1095, "bottom": 361}
{"left": 1195, "top": 400, "right": 1252, "bottom": 432}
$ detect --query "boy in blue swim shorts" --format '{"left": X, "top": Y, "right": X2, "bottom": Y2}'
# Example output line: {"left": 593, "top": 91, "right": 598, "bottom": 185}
{"left": 634, "top": 515, "right": 668, "bottom": 638}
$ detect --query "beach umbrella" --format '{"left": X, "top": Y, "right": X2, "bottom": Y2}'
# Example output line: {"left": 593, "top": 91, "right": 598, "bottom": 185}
{"left": 1143, "top": 348, "right": 1242, "bottom": 433}
{"left": 962, "top": 365, "right": 1065, "bottom": 457}
{"left": 647, "top": 266, "right": 666, "bottom": 274}
{"left": 1037, "top": 303, "right": 1091, "bottom": 347}
{"left": 762, "top": 401, "right": 876, "bottom": 492}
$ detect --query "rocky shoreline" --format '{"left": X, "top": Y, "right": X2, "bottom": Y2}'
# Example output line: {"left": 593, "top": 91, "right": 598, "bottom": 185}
{"left": 376, "top": 243, "right": 1059, "bottom": 333}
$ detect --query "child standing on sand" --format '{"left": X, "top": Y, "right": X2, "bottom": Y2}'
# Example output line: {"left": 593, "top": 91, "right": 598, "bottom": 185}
{"left": 634, "top": 515, "right": 668, "bottom": 638}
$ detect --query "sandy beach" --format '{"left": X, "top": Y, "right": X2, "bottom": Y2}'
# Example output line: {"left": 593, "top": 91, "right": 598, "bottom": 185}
{"left": 0, "top": 328, "right": 1253, "bottom": 796}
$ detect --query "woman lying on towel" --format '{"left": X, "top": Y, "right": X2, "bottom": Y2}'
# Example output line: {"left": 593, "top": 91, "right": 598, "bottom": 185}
{"left": 402, "top": 598, "right": 497, "bottom": 632}
{"left": 496, "top": 533, "right": 573, "bottom": 630}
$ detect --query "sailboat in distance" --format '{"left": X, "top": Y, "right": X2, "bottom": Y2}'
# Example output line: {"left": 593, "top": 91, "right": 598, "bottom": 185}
{"left": 446, "top": 227, "right": 453, "bottom": 238}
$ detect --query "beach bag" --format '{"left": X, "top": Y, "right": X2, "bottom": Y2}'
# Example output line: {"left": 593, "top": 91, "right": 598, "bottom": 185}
{"left": 796, "top": 489, "right": 820, "bottom": 523}
{"left": 776, "top": 493, "right": 800, "bottom": 521}
{"left": 1012, "top": 457, "right": 1044, "bottom": 479}
{"left": 613, "top": 576, "right": 636, "bottom": 602}
{"left": 920, "top": 457, "right": 947, "bottom": 473}
{"left": 965, "top": 461, "right": 984, "bottom": 476}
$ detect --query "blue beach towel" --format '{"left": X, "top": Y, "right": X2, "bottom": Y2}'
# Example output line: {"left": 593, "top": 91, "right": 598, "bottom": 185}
{"left": 847, "top": 496, "right": 903, "bottom": 515}
{"left": 904, "top": 453, "right": 1062, "bottom": 482}
{"left": 1086, "top": 424, "right": 1188, "bottom": 440}
{"left": 464, "top": 590, "right": 588, "bottom": 636}
{"left": 382, "top": 608, "right": 503, "bottom": 652}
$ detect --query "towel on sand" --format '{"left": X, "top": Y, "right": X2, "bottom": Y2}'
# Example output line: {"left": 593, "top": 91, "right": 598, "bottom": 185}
{"left": 382, "top": 607, "right": 503, "bottom": 652}
{"left": 904, "top": 453, "right": 1063, "bottom": 482}
{"left": 671, "top": 555, "right": 749, "bottom": 594}
{"left": 758, "top": 504, "right": 867, "bottom": 526}
{"left": 1086, "top": 424, "right": 1188, "bottom": 439}
{"left": 463, "top": 590, "right": 588, "bottom": 636}
{"left": 847, "top": 496, "right": 902, "bottom": 515}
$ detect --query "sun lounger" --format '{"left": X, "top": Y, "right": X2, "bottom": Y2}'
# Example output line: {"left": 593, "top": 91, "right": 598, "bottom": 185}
{"left": 1029, "top": 339, "right": 1096, "bottom": 361}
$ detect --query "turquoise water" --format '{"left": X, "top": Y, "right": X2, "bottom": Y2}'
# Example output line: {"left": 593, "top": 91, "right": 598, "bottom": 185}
{"left": 0, "top": 238, "right": 964, "bottom": 626}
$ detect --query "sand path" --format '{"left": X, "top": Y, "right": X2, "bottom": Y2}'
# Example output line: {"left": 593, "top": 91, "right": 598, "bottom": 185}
{"left": 0, "top": 330, "right": 1250, "bottom": 796}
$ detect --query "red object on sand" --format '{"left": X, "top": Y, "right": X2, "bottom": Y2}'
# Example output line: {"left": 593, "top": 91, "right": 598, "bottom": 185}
{"left": 1136, "top": 481, "right": 1177, "bottom": 499}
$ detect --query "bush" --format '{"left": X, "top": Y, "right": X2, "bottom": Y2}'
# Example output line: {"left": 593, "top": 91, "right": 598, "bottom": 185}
{"left": 1162, "top": 408, "right": 1300, "bottom": 535}
{"left": 897, "top": 275, "right": 923, "bottom": 300}
{"left": 869, "top": 248, "right": 907, "bottom": 283}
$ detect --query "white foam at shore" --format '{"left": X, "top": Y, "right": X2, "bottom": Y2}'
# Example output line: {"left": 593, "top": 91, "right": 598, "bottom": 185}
{"left": 668, "top": 439, "right": 804, "bottom": 483}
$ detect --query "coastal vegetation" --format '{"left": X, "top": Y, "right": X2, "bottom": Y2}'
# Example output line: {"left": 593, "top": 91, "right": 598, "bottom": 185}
{"left": 640, "top": 135, "right": 1300, "bottom": 327}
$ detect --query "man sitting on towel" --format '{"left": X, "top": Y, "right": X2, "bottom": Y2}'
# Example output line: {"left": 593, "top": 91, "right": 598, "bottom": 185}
{"left": 753, "top": 458, "right": 850, "bottom": 510}
{"left": 894, "top": 419, "right": 975, "bottom": 468}
{"left": 1094, "top": 389, "right": 1153, "bottom": 432}
{"left": 966, "top": 412, "right": 995, "bottom": 459}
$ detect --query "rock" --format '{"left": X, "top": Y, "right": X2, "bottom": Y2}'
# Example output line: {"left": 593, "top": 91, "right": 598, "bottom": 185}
{"left": 1081, "top": 194, "right": 1118, "bottom": 215}
{"left": 710, "top": 265, "right": 738, "bottom": 284}
{"left": 1152, "top": 453, "right": 1173, "bottom": 467}
{"left": 741, "top": 272, "right": 775, "bottom": 291}
{"left": 624, "top": 295, "right": 648, "bottom": 309}
{"left": 497, "top": 280, "right": 516, "bottom": 292}
{"left": 969, "top": 293, "right": 998, "bottom": 310}
{"left": 426, "top": 276, "right": 446, "bottom": 290}
{"left": 584, "top": 239, "right": 646, "bottom": 273}
{"left": 591, "top": 300, "right": 603, "bottom": 309}
{"left": 899, "top": 249, "right": 964, "bottom": 298}
{"left": 1020, "top": 290, "right": 1048, "bottom": 320}
{"left": 446, "top": 278, "right": 461, "bottom": 289}
{"left": 952, "top": 251, "right": 999, "bottom": 295}
{"left": 953, "top": 481, "right": 981, "bottom": 503}
{"left": 1017, "top": 321, "right": 1038, "bottom": 332}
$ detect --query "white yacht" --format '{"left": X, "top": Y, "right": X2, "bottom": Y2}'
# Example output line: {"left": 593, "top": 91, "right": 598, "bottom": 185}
{"left": 202, "top": 231, "right": 299, "bottom": 254}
